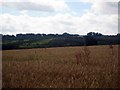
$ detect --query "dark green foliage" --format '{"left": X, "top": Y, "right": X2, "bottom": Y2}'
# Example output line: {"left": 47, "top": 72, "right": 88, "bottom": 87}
{"left": 1, "top": 32, "right": 120, "bottom": 50}
{"left": 84, "top": 36, "right": 98, "bottom": 46}
{"left": 87, "top": 32, "right": 103, "bottom": 36}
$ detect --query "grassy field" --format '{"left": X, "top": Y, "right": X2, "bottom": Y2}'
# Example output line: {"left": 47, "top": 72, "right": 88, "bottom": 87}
{"left": 2, "top": 45, "right": 119, "bottom": 88}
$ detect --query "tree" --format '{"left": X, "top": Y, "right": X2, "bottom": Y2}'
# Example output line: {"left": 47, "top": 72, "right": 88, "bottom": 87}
{"left": 84, "top": 36, "right": 98, "bottom": 46}
{"left": 87, "top": 32, "right": 102, "bottom": 36}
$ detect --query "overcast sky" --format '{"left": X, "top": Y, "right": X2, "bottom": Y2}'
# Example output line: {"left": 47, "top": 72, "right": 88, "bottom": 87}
{"left": 0, "top": 0, "right": 119, "bottom": 35}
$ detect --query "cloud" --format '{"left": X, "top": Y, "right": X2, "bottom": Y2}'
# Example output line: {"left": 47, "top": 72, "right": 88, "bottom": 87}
{"left": 0, "top": 1, "right": 118, "bottom": 35}
{"left": 80, "top": 0, "right": 118, "bottom": 15}
{"left": 91, "top": 2, "right": 118, "bottom": 14}
{"left": 20, "top": 10, "right": 28, "bottom": 15}
{"left": 79, "top": 0, "right": 119, "bottom": 3}
{"left": 0, "top": 12, "right": 118, "bottom": 35}
{"left": 1, "top": 0, "right": 69, "bottom": 12}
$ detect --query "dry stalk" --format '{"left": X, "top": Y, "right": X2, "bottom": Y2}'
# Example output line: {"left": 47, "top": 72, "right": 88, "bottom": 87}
{"left": 109, "top": 45, "right": 114, "bottom": 56}
{"left": 109, "top": 45, "right": 115, "bottom": 65}
{"left": 83, "top": 46, "right": 90, "bottom": 64}
{"left": 75, "top": 52, "right": 82, "bottom": 65}
{"left": 75, "top": 46, "right": 90, "bottom": 65}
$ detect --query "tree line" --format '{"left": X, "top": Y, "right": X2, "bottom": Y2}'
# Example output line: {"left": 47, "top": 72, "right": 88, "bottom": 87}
{"left": 1, "top": 32, "right": 120, "bottom": 50}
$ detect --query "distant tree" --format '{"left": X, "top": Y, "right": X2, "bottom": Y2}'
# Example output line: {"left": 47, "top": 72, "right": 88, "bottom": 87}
{"left": 42, "top": 34, "right": 46, "bottom": 37}
{"left": 84, "top": 36, "right": 98, "bottom": 46}
{"left": 62, "top": 32, "right": 70, "bottom": 37}
{"left": 47, "top": 34, "right": 56, "bottom": 37}
{"left": 117, "top": 33, "right": 120, "bottom": 36}
{"left": 87, "top": 32, "right": 92, "bottom": 36}
{"left": 3, "top": 35, "right": 15, "bottom": 40}
{"left": 71, "top": 34, "right": 79, "bottom": 37}
{"left": 95, "top": 32, "right": 102, "bottom": 36}
{"left": 87, "top": 32, "right": 102, "bottom": 36}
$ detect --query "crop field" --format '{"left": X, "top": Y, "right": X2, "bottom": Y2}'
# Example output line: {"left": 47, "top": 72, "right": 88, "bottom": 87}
{"left": 2, "top": 45, "right": 119, "bottom": 88}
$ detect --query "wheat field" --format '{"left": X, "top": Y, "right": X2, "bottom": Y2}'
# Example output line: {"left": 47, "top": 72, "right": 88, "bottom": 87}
{"left": 2, "top": 45, "right": 119, "bottom": 88}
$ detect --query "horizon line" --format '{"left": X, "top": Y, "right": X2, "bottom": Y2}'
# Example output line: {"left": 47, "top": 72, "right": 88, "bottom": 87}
{"left": 1, "top": 32, "right": 119, "bottom": 36}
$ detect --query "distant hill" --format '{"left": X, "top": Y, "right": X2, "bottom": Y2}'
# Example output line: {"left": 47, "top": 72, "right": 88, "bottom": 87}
{"left": 1, "top": 32, "right": 120, "bottom": 50}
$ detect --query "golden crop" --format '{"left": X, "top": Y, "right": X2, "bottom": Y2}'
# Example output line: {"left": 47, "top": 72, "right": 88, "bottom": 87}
{"left": 2, "top": 45, "right": 119, "bottom": 88}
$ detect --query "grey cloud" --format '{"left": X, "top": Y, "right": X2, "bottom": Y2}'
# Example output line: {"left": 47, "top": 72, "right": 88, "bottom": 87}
{"left": 2, "top": 27, "right": 17, "bottom": 34}
{"left": 92, "top": 2, "right": 118, "bottom": 14}
{"left": 2, "top": 2, "right": 55, "bottom": 12}
{"left": 104, "top": 2, "right": 118, "bottom": 14}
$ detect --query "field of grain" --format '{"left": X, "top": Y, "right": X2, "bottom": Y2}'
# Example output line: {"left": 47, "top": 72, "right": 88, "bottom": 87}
{"left": 2, "top": 45, "right": 119, "bottom": 88}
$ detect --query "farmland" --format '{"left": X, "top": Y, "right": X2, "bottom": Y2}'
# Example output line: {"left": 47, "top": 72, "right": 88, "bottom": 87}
{"left": 2, "top": 45, "right": 119, "bottom": 88}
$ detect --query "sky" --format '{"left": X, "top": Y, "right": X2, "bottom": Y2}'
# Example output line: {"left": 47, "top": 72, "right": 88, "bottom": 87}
{"left": 0, "top": 0, "right": 119, "bottom": 35}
